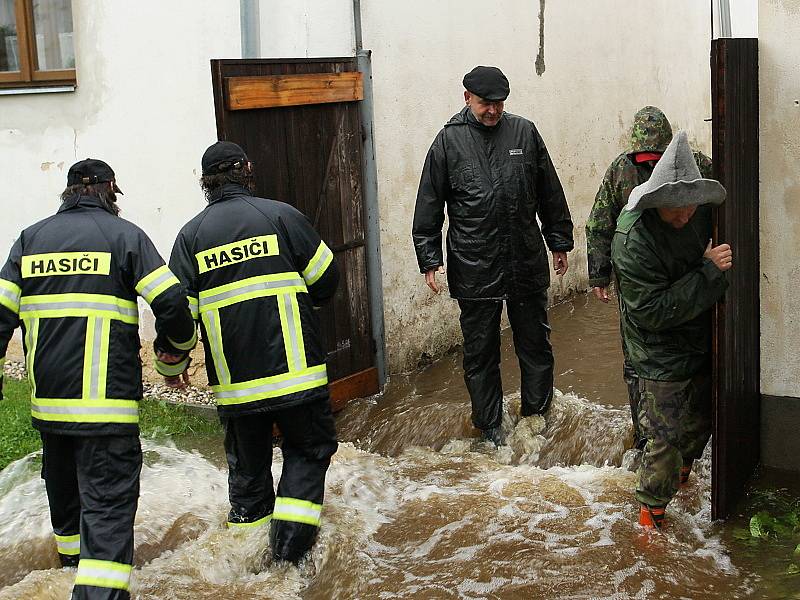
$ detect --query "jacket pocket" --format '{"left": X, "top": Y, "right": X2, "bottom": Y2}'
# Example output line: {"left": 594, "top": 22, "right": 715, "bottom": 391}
{"left": 449, "top": 162, "right": 476, "bottom": 191}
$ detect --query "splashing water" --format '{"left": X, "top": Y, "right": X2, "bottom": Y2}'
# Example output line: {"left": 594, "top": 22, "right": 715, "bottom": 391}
{"left": 0, "top": 299, "right": 788, "bottom": 598}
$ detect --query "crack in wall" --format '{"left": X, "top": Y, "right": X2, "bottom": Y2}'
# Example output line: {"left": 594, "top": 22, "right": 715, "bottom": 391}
{"left": 535, "top": 0, "right": 546, "bottom": 76}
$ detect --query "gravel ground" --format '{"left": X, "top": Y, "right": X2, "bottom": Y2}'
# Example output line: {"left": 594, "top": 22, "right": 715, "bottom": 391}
{"left": 3, "top": 360, "right": 216, "bottom": 406}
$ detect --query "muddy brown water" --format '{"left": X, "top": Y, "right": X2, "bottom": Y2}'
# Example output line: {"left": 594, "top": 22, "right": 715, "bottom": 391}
{"left": 0, "top": 294, "right": 798, "bottom": 599}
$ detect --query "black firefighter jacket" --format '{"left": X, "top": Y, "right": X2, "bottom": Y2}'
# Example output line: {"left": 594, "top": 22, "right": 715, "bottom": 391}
{"left": 412, "top": 107, "right": 574, "bottom": 299}
{"left": 0, "top": 195, "right": 197, "bottom": 436}
{"left": 169, "top": 184, "right": 339, "bottom": 417}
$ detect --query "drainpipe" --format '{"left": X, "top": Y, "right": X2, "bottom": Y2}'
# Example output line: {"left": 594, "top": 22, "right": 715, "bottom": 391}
{"left": 712, "top": 0, "right": 732, "bottom": 38}
{"left": 353, "top": 0, "right": 364, "bottom": 52}
{"left": 353, "top": 0, "right": 387, "bottom": 388}
{"left": 240, "top": 0, "right": 260, "bottom": 58}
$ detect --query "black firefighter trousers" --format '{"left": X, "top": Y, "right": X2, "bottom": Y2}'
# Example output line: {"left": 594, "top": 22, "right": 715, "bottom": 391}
{"left": 222, "top": 397, "right": 338, "bottom": 563}
{"left": 458, "top": 291, "right": 554, "bottom": 431}
{"left": 41, "top": 433, "right": 142, "bottom": 600}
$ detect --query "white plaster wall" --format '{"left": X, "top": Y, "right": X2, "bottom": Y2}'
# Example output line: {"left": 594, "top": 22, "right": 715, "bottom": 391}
{"left": 730, "top": 0, "right": 758, "bottom": 37}
{"left": 759, "top": 0, "right": 800, "bottom": 398}
{"left": 0, "top": 0, "right": 241, "bottom": 345}
{"left": 258, "top": 0, "right": 354, "bottom": 58}
{"left": 361, "top": 0, "right": 713, "bottom": 372}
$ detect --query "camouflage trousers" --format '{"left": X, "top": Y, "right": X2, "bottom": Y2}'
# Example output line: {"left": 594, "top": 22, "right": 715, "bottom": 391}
{"left": 635, "top": 371, "right": 711, "bottom": 508}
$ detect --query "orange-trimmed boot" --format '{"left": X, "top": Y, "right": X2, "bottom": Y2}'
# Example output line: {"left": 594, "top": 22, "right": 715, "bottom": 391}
{"left": 679, "top": 465, "right": 692, "bottom": 489}
{"left": 639, "top": 504, "right": 665, "bottom": 529}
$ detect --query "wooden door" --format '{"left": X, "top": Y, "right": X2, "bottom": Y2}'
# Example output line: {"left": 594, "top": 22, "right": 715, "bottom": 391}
{"left": 710, "top": 38, "right": 760, "bottom": 519}
{"left": 210, "top": 58, "right": 379, "bottom": 410}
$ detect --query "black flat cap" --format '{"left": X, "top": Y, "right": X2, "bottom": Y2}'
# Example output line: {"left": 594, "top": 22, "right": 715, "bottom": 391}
{"left": 463, "top": 66, "right": 510, "bottom": 101}
{"left": 67, "top": 158, "right": 123, "bottom": 194}
{"left": 202, "top": 141, "right": 248, "bottom": 175}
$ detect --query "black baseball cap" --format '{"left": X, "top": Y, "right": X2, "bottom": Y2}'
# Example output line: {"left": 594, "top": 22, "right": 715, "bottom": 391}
{"left": 462, "top": 66, "right": 510, "bottom": 101}
{"left": 67, "top": 158, "right": 123, "bottom": 194}
{"left": 202, "top": 141, "right": 248, "bottom": 175}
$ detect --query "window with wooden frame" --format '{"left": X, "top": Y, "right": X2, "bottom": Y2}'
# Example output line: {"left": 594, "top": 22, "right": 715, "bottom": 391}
{"left": 0, "top": 0, "right": 75, "bottom": 89}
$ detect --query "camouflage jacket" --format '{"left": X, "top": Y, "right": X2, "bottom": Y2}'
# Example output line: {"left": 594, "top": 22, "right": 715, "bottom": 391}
{"left": 611, "top": 206, "right": 728, "bottom": 381}
{"left": 586, "top": 106, "right": 713, "bottom": 287}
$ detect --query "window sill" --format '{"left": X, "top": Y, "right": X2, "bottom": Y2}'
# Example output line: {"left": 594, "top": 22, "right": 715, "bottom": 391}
{"left": 0, "top": 85, "right": 75, "bottom": 96}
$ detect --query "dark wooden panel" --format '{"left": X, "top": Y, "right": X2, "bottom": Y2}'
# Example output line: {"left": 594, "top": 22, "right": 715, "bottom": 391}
{"left": 210, "top": 58, "right": 375, "bottom": 403}
{"left": 226, "top": 72, "right": 363, "bottom": 110}
{"left": 711, "top": 38, "right": 760, "bottom": 520}
{"left": 329, "top": 367, "right": 380, "bottom": 413}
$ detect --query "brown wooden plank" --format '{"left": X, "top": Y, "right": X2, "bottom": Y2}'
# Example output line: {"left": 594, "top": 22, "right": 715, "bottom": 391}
{"left": 329, "top": 367, "right": 380, "bottom": 412}
{"left": 711, "top": 38, "right": 760, "bottom": 520}
{"left": 226, "top": 72, "right": 364, "bottom": 110}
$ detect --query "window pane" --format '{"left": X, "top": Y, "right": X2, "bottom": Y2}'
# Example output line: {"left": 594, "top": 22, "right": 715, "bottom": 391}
{"left": 32, "top": 0, "right": 74, "bottom": 71}
{"left": 0, "top": 0, "right": 19, "bottom": 72}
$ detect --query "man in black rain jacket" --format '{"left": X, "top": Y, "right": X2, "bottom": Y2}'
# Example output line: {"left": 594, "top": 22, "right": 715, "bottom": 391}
{"left": 166, "top": 142, "right": 339, "bottom": 564}
{"left": 0, "top": 159, "right": 196, "bottom": 599}
{"left": 412, "top": 66, "right": 574, "bottom": 444}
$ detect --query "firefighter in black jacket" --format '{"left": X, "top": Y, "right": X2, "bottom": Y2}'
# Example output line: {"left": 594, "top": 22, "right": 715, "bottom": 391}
{"left": 0, "top": 159, "right": 196, "bottom": 599}
{"left": 165, "top": 141, "right": 339, "bottom": 564}
{"left": 412, "top": 66, "right": 574, "bottom": 445}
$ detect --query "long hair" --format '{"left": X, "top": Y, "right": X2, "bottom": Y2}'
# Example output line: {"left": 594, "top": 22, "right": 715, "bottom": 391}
{"left": 60, "top": 182, "right": 120, "bottom": 216}
{"left": 199, "top": 165, "right": 255, "bottom": 202}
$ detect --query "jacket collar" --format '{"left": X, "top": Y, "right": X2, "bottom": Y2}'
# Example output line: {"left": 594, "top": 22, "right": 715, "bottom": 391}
{"left": 57, "top": 194, "right": 113, "bottom": 214}
{"left": 208, "top": 183, "right": 252, "bottom": 204}
{"left": 464, "top": 105, "right": 504, "bottom": 132}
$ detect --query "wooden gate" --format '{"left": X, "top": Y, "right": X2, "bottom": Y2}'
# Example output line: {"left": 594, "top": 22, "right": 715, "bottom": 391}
{"left": 711, "top": 38, "right": 760, "bottom": 519}
{"left": 210, "top": 58, "right": 379, "bottom": 410}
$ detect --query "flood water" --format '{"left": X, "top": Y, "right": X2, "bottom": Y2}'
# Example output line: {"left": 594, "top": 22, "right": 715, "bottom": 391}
{"left": 1, "top": 295, "right": 798, "bottom": 599}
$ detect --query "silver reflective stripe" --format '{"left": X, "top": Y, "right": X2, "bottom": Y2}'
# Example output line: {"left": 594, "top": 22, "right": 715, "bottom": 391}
{"left": 31, "top": 403, "right": 138, "bottom": 416}
{"left": 199, "top": 276, "right": 305, "bottom": 309}
{"left": 188, "top": 296, "right": 199, "bottom": 319}
{"left": 75, "top": 559, "right": 132, "bottom": 590}
{"left": 138, "top": 270, "right": 174, "bottom": 301}
{"left": 20, "top": 300, "right": 138, "bottom": 319}
{"left": 89, "top": 317, "right": 103, "bottom": 399}
{"left": 55, "top": 534, "right": 80, "bottom": 554}
{"left": 273, "top": 497, "right": 322, "bottom": 525}
{"left": 303, "top": 245, "right": 334, "bottom": 285}
{"left": 0, "top": 285, "right": 20, "bottom": 312}
{"left": 281, "top": 294, "right": 303, "bottom": 371}
{"left": 215, "top": 369, "right": 327, "bottom": 400}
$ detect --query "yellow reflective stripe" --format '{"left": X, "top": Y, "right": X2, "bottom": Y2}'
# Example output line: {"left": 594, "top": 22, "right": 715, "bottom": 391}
{"left": 273, "top": 497, "right": 322, "bottom": 526}
{"left": 290, "top": 295, "right": 307, "bottom": 370}
{"left": 168, "top": 327, "right": 197, "bottom": 351}
{"left": 198, "top": 273, "right": 307, "bottom": 313}
{"left": 21, "top": 251, "right": 111, "bottom": 278}
{"left": 19, "top": 293, "right": 138, "bottom": 323}
{"left": 0, "top": 278, "right": 21, "bottom": 313}
{"left": 212, "top": 365, "right": 327, "bottom": 406}
{"left": 201, "top": 309, "right": 231, "bottom": 385}
{"left": 278, "top": 295, "right": 298, "bottom": 372}
{"left": 54, "top": 533, "right": 80, "bottom": 555}
{"left": 188, "top": 296, "right": 199, "bottom": 320}
{"left": 154, "top": 353, "right": 190, "bottom": 377}
{"left": 196, "top": 234, "right": 279, "bottom": 274}
{"left": 24, "top": 318, "right": 39, "bottom": 398}
{"left": 31, "top": 398, "right": 139, "bottom": 424}
{"left": 98, "top": 318, "right": 110, "bottom": 399}
{"left": 302, "top": 242, "right": 334, "bottom": 286}
{"left": 226, "top": 514, "right": 272, "bottom": 529}
{"left": 82, "top": 317, "right": 110, "bottom": 400}
{"left": 82, "top": 316, "right": 96, "bottom": 399}
{"left": 136, "top": 265, "right": 180, "bottom": 305}
{"left": 75, "top": 559, "right": 132, "bottom": 591}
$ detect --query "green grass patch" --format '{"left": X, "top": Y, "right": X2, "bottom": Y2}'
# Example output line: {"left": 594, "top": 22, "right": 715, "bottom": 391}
{"left": 0, "top": 379, "right": 40, "bottom": 471}
{"left": 0, "top": 378, "right": 221, "bottom": 470}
